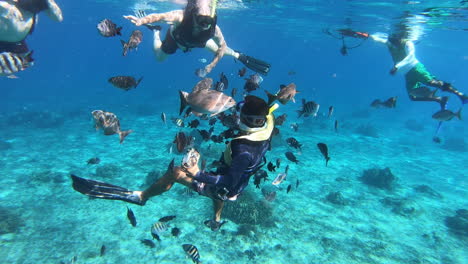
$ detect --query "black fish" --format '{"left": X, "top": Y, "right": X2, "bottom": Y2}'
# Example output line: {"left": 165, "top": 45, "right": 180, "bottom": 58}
{"left": 97, "top": 19, "right": 122, "bottom": 37}
{"left": 334, "top": 120, "right": 338, "bottom": 133}
{"left": 140, "top": 239, "right": 156, "bottom": 248}
{"left": 171, "top": 227, "right": 181, "bottom": 237}
{"left": 209, "top": 118, "right": 217, "bottom": 126}
{"left": 87, "top": 157, "right": 100, "bottom": 165}
{"left": 296, "top": 179, "right": 300, "bottom": 188}
{"left": 127, "top": 207, "right": 137, "bottom": 227}
{"left": 370, "top": 96, "right": 397, "bottom": 108}
{"left": 188, "top": 119, "right": 200, "bottom": 128}
{"left": 285, "top": 152, "right": 299, "bottom": 163}
{"left": 276, "top": 158, "right": 281, "bottom": 168}
{"left": 317, "top": 143, "right": 330, "bottom": 166}
{"left": 432, "top": 136, "right": 441, "bottom": 143}
{"left": 238, "top": 67, "right": 246, "bottom": 77}
{"left": 286, "top": 137, "right": 302, "bottom": 150}
{"left": 287, "top": 184, "right": 292, "bottom": 193}
{"left": 161, "top": 112, "right": 167, "bottom": 125}
{"left": 100, "top": 245, "right": 106, "bottom": 257}
{"left": 182, "top": 244, "right": 201, "bottom": 264}
{"left": 267, "top": 161, "right": 276, "bottom": 172}
{"left": 253, "top": 170, "right": 268, "bottom": 188}
{"left": 108, "top": 76, "right": 143, "bottom": 91}
{"left": 243, "top": 74, "right": 262, "bottom": 92}
{"left": 158, "top": 215, "right": 176, "bottom": 222}
{"left": 198, "top": 129, "right": 212, "bottom": 141}
{"left": 231, "top": 87, "right": 237, "bottom": 98}
{"left": 328, "top": 106, "right": 334, "bottom": 118}
{"left": 121, "top": 30, "right": 143, "bottom": 56}
{"left": 215, "top": 72, "right": 228, "bottom": 92}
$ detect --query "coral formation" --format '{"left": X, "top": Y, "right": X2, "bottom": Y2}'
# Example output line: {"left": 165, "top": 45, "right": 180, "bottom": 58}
{"left": 359, "top": 167, "right": 396, "bottom": 190}
{"left": 0, "top": 207, "right": 25, "bottom": 235}
{"left": 380, "top": 197, "right": 421, "bottom": 217}
{"left": 223, "top": 190, "right": 273, "bottom": 225}
{"left": 325, "top": 191, "right": 348, "bottom": 206}
{"left": 445, "top": 209, "right": 468, "bottom": 237}
{"left": 413, "top": 184, "right": 443, "bottom": 199}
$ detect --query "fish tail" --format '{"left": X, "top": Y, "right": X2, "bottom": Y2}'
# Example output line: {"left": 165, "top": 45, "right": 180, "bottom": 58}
{"left": 117, "top": 27, "right": 123, "bottom": 36}
{"left": 326, "top": 157, "right": 330, "bottom": 167}
{"left": 296, "top": 110, "right": 303, "bottom": 118}
{"left": 119, "top": 130, "right": 133, "bottom": 143}
{"left": 456, "top": 108, "right": 462, "bottom": 120}
{"left": 136, "top": 77, "right": 144, "bottom": 88}
{"left": 265, "top": 90, "right": 277, "bottom": 105}
{"left": 121, "top": 40, "right": 128, "bottom": 56}
{"left": 179, "top": 90, "right": 188, "bottom": 115}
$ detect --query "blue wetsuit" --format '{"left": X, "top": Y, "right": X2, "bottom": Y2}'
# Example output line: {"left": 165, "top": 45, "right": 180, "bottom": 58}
{"left": 194, "top": 138, "right": 270, "bottom": 199}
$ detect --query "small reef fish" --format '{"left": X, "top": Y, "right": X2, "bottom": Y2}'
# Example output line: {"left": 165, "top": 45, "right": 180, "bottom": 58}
{"left": 370, "top": 96, "right": 397, "bottom": 108}
{"left": 317, "top": 143, "right": 330, "bottom": 167}
{"left": 243, "top": 73, "right": 263, "bottom": 92}
{"left": 97, "top": 19, "right": 122, "bottom": 37}
{"left": 334, "top": 120, "right": 339, "bottom": 133}
{"left": 285, "top": 152, "right": 299, "bottom": 163}
{"left": 209, "top": 118, "right": 217, "bottom": 126}
{"left": 127, "top": 207, "right": 137, "bottom": 227}
{"left": 108, "top": 76, "right": 143, "bottom": 91}
{"left": 158, "top": 215, "right": 176, "bottom": 222}
{"left": 432, "top": 108, "right": 462, "bottom": 121}
{"left": 0, "top": 51, "right": 34, "bottom": 78}
{"left": 272, "top": 165, "right": 289, "bottom": 186}
{"left": 188, "top": 119, "right": 200, "bottom": 128}
{"left": 91, "top": 110, "right": 132, "bottom": 143}
{"left": 267, "top": 161, "right": 276, "bottom": 172}
{"left": 328, "top": 106, "right": 334, "bottom": 118}
{"left": 296, "top": 179, "right": 300, "bottom": 188}
{"left": 172, "top": 118, "right": 185, "bottom": 127}
{"left": 276, "top": 158, "right": 281, "bottom": 168}
{"left": 100, "top": 245, "right": 106, "bottom": 257}
{"left": 179, "top": 78, "right": 236, "bottom": 117}
{"left": 161, "top": 112, "right": 167, "bottom": 125}
{"left": 297, "top": 99, "right": 320, "bottom": 117}
{"left": 151, "top": 221, "right": 168, "bottom": 241}
{"left": 290, "top": 123, "right": 299, "bottom": 132}
{"left": 432, "top": 136, "right": 441, "bottom": 143}
{"left": 87, "top": 157, "right": 100, "bottom": 165}
{"left": 174, "top": 132, "right": 190, "bottom": 153}
{"left": 238, "top": 67, "right": 247, "bottom": 77}
{"left": 286, "top": 137, "right": 302, "bottom": 150}
{"left": 253, "top": 170, "right": 268, "bottom": 188}
{"left": 121, "top": 30, "right": 143, "bottom": 56}
{"left": 265, "top": 83, "right": 299, "bottom": 105}
{"left": 231, "top": 87, "right": 237, "bottom": 98}
{"left": 215, "top": 72, "right": 228, "bottom": 92}
{"left": 182, "top": 244, "right": 201, "bottom": 264}
{"left": 287, "top": 184, "right": 292, "bottom": 193}
{"left": 198, "top": 58, "right": 207, "bottom": 63}
{"left": 275, "top": 113, "right": 287, "bottom": 126}
{"left": 140, "top": 239, "right": 156, "bottom": 248}
{"left": 171, "top": 227, "right": 181, "bottom": 237}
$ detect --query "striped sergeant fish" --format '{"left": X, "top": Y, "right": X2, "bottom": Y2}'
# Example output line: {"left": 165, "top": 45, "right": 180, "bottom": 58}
{"left": 297, "top": 98, "right": 320, "bottom": 117}
{"left": 151, "top": 221, "right": 168, "bottom": 241}
{"left": 0, "top": 51, "right": 34, "bottom": 78}
{"left": 182, "top": 244, "right": 201, "bottom": 264}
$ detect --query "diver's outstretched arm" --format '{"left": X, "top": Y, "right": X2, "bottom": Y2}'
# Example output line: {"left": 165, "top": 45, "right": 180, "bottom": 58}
{"left": 45, "top": 0, "right": 63, "bottom": 22}
{"left": 123, "top": 10, "right": 183, "bottom": 26}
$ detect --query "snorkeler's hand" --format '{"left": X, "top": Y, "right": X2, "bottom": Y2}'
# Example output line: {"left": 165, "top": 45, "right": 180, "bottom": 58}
{"left": 123, "top": 15, "right": 142, "bottom": 26}
{"left": 390, "top": 66, "right": 398, "bottom": 75}
{"left": 195, "top": 68, "right": 208, "bottom": 78}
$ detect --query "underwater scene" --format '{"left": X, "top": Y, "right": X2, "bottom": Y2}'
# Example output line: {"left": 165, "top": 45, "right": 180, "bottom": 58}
{"left": 1, "top": 0, "right": 467, "bottom": 263}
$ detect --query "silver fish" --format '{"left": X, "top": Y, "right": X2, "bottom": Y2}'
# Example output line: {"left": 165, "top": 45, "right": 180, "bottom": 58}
{"left": 121, "top": 30, "right": 143, "bottom": 56}
{"left": 0, "top": 51, "right": 34, "bottom": 77}
{"left": 432, "top": 108, "right": 462, "bottom": 121}
{"left": 179, "top": 78, "right": 236, "bottom": 117}
{"left": 91, "top": 110, "right": 132, "bottom": 143}
{"left": 272, "top": 165, "right": 289, "bottom": 186}
{"left": 97, "top": 19, "right": 122, "bottom": 37}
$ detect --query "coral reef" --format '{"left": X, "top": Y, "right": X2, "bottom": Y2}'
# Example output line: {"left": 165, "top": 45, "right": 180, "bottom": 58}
{"left": 445, "top": 209, "right": 468, "bottom": 237}
{"left": 359, "top": 167, "right": 396, "bottom": 190}
{"left": 380, "top": 197, "right": 421, "bottom": 217}
{"left": 223, "top": 190, "right": 273, "bottom": 226}
{"left": 354, "top": 124, "right": 379, "bottom": 138}
{"left": 6, "top": 110, "right": 65, "bottom": 129}
{"left": 441, "top": 137, "right": 466, "bottom": 152}
{"left": 404, "top": 119, "right": 425, "bottom": 132}
{"left": 413, "top": 184, "right": 443, "bottom": 199}
{"left": 0, "top": 206, "right": 25, "bottom": 235}
{"left": 325, "top": 191, "right": 348, "bottom": 206}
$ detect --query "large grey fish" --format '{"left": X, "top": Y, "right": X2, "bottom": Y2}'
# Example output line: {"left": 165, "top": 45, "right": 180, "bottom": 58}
{"left": 297, "top": 99, "right": 320, "bottom": 117}
{"left": 0, "top": 51, "right": 34, "bottom": 78}
{"left": 244, "top": 73, "right": 263, "bottom": 92}
{"left": 179, "top": 78, "right": 236, "bottom": 117}
{"left": 121, "top": 30, "right": 143, "bottom": 56}
{"left": 108, "top": 76, "right": 143, "bottom": 91}
{"left": 97, "top": 19, "right": 122, "bottom": 37}
{"left": 266, "top": 83, "right": 299, "bottom": 105}
{"left": 432, "top": 108, "right": 462, "bottom": 121}
{"left": 409, "top": 86, "right": 437, "bottom": 98}
{"left": 91, "top": 110, "right": 132, "bottom": 143}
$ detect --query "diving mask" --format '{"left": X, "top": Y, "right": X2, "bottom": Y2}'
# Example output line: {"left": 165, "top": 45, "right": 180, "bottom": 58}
{"left": 194, "top": 14, "right": 214, "bottom": 29}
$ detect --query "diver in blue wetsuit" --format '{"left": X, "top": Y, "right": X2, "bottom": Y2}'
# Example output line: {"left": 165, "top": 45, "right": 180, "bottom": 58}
{"left": 71, "top": 95, "right": 278, "bottom": 231}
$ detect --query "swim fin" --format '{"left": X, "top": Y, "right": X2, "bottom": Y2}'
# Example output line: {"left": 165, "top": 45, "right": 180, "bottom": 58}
{"left": 70, "top": 174, "right": 145, "bottom": 205}
{"left": 238, "top": 53, "right": 271, "bottom": 75}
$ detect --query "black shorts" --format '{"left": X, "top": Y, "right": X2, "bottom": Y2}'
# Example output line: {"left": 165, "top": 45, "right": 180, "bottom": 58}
{"left": 161, "top": 30, "right": 178, "bottom": 54}
{"left": 0, "top": 40, "right": 29, "bottom": 53}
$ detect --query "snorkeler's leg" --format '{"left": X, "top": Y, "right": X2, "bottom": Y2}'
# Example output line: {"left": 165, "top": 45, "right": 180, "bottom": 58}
{"left": 213, "top": 199, "right": 224, "bottom": 222}
{"left": 430, "top": 80, "right": 468, "bottom": 104}
{"left": 141, "top": 159, "right": 179, "bottom": 200}
{"left": 152, "top": 29, "right": 168, "bottom": 62}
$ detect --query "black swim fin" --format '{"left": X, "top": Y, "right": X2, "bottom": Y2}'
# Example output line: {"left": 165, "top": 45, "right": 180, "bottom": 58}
{"left": 70, "top": 174, "right": 145, "bottom": 205}
{"left": 238, "top": 53, "right": 271, "bottom": 75}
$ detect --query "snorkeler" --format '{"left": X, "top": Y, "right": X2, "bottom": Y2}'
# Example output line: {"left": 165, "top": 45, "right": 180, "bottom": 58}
{"left": 123, "top": 0, "right": 270, "bottom": 77}
{"left": 0, "top": 0, "right": 63, "bottom": 53}
{"left": 71, "top": 95, "right": 278, "bottom": 231}
{"left": 367, "top": 16, "right": 468, "bottom": 109}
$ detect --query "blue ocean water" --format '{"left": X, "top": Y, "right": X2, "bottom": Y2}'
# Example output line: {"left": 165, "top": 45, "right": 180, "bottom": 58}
{"left": 0, "top": 0, "right": 467, "bottom": 263}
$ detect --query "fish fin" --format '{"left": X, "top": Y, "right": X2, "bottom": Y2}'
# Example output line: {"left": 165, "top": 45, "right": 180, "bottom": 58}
{"left": 326, "top": 157, "right": 330, "bottom": 167}
{"left": 279, "top": 84, "right": 287, "bottom": 89}
{"left": 121, "top": 40, "right": 128, "bottom": 56}
{"left": 136, "top": 77, "right": 143, "bottom": 88}
{"left": 296, "top": 110, "right": 303, "bottom": 118}
{"left": 117, "top": 27, "right": 122, "bottom": 36}
{"left": 119, "top": 130, "right": 133, "bottom": 143}
{"left": 179, "top": 90, "right": 188, "bottom": 115}
{"left": 292, "top": 97, "right": 296, "bottom": 103}
{"left": 7, "top": 75, "right": 18, "bottom": 79}
{"left": 456, "top": 108, "right": 462, "bottom": 120}
{"left": 265, "top": 90, "right": 277, "bottom": 105}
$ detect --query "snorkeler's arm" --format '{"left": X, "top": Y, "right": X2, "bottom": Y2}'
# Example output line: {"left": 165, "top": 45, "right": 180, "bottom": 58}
{"left": 123, "top": 10, "right": 183, "bottom": 26}
{"left": 370, "top": 32, "right": 388, "bottom": 44}
{"left": 394, "top": 41, "right": 416, "bottom": 72}
{"left": 204, "top": 26, "right": 227, "bottom": 74}
{"left": 45, "top": 0, "right": 63, "bottom": 22}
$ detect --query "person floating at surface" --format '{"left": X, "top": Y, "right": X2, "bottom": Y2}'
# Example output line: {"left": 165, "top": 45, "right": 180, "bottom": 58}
{"left": 71, "top": 95, "right": 278, "bottom": 231}
{"left": 0, "top": 0, "right": 63, "bottom": 53}
{"left": 123, "top": 0, "right": 270, "bottom": 77}
{"left": 368, "top": 17, "right": 468, "bottom": 110}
